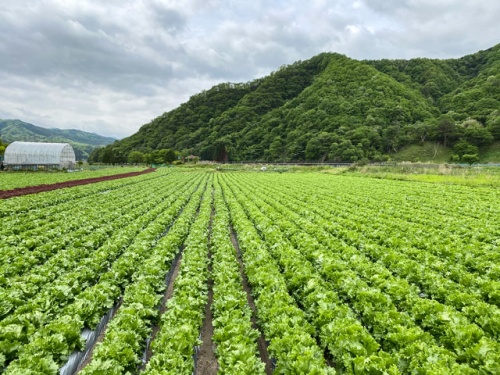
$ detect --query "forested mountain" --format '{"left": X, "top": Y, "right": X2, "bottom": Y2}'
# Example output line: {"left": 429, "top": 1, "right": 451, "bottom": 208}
{"left": 92, "top": 44, "right": 500, "bottom": 163}
{"left": 0, "top": 119, "right": 116, "bottom": 160}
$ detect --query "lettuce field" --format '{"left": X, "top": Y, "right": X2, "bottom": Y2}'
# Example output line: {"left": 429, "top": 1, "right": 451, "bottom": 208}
{"left": 1, "top": 168, "right": 499, "bottom": 374}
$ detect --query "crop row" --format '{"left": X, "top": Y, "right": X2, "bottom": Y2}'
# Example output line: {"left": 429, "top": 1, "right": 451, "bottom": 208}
{"left": 294, "top": 175, "right": 500, "bottom": 280}
{"left": 211, "top": 178, "right": 266, "bottom": 374}
{"left": 81, "top": 176, "right": 209, "bottom": 374}
{"left": 0, "top": 167, "right": 145, "bottom": 191}
{"left": 241, "top": 174, "right": 500, "bottom": 325}
{"left": 2, "top": 170, "right": 498, "bottom": 374}
{"left": 0, "top": 172, "right": 191, "bottom": 284}
{"left": 226, "top": 173, "right": 500, "bottom": 373}
{"left": 1, "top": 172, "right": 204, "bottom": 372}
{"left": 0, "top": 173, "right": 197, "bottom": 325}
{"left": 220, "top": 177, "right": 335, "bottom": 374}
{"left": 0, "top": 169, "right": 168, "bottom": 218}
{"left": 141, "top": 176, "right": 213, "bottom": 374}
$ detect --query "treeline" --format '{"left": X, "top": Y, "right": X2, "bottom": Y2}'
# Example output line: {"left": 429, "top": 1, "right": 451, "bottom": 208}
{"left": 90, "top": 44, "right": 500, "bottom": 163}
{"left": 89, "top": 147, "right": 186, "bottom": 164}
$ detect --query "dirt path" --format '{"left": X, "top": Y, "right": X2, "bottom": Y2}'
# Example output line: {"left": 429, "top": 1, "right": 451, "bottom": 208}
{"left": 0, "top": 168, "right": 156, "bottom": 199}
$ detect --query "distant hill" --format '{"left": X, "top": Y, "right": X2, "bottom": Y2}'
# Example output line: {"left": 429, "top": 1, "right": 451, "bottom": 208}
{"left": 92, "top": 44, "right": 500, "bottom": 163}
{"left": 0, "top": 120, "right": 116, "bottom": 160}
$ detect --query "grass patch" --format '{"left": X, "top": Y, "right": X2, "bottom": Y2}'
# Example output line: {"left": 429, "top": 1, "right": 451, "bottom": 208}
{"left": 346, "top": 164, "right": 500, "bottom": 187}
{"left": 392, "top": 142, "right": 453, "bottom": 163}
{"left": 479, "top": 142, "right": 500, "bottom": 163}
{"left": 179, "top": 163, "right": 348, "bottom": 174}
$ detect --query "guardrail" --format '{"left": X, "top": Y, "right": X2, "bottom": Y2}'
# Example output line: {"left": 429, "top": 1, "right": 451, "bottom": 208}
{"left": 224, "top": 161, "right": 500, "bottom": 168}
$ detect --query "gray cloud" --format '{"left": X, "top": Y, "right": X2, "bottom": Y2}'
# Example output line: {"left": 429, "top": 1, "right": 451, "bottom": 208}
{"left": 0, "top": 0, "right": 498, "bottom": 138}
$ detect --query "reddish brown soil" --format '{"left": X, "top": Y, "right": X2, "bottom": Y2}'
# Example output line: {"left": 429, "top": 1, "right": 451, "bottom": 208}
{"left": 0, "top": 168, "right": 156, "bottom": 199}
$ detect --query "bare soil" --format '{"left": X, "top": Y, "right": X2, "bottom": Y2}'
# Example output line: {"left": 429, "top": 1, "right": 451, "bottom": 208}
{"left": 230, "top": 229, "right": 274, "bottom": 375}
{"left": 0, "top": 168, "right": 155, "bottom": 199}
{"left": 196, "top": 280, "right": 218, "bottom": 375}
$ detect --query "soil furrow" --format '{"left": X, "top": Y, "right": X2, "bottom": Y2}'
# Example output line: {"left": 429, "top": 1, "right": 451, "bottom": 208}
{"left": 0, "top": 168, "right": 155, "bottom": 199}
{"left": 196, "top": 191, "right": 218, "bottom": 375}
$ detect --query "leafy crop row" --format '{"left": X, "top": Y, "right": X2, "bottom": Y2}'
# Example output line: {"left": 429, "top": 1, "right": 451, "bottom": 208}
{"left": 245, "top": 174, "right": 500, "bottom": 345}
{"left": 229, "top": 172, "right": 500, "bottom": 373}
{"left": 81, "top": 176, "right": 208, "bottom": 374}
{"left": 142, "top": 176, "right": 213, "bottom": 374}
{"left": 224, "top": 175, "right": 399, "bottom": 373}
{"left": 0, "top": 167, "right": 146, "bottom": 191}
{"left": 282, "top": 174, "right": 500, "bottom": 277}
{"left": 1, "top": 172, "right": 202, "bottom": 372}
{"left": 220, "top": 177, "right": 335, "bottom": 374}
{"left": 210, "top": 178, "right": 265, "bottom": 374}
{"left": 0, "top": 173, "right": 191, "bottom": 286}
{"left": 1, "top": 169, "right": 498, "bottom": 374}
{"left": 0, "top": 169, "right": 167, "bottom": 218}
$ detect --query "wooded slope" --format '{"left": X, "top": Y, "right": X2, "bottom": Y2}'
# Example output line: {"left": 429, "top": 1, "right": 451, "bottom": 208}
{"left": 92, "top": 44, "right": 500, "bottom": 163}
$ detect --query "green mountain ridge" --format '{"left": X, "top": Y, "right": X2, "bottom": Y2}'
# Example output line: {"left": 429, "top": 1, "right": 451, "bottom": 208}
{"left": 0, "top": 119, "right": 116, "bottom": 160}
{"left": 92, "top": 44, "right": 500, "bottom": 163}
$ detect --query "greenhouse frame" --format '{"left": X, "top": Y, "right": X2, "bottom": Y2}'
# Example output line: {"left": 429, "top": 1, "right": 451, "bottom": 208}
{"left": 4, "top": 141, "right": 76, "bottom": 170}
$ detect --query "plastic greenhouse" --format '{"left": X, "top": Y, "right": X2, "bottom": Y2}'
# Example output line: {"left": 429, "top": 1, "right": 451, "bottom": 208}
{"left": 4, "top": 142, "right": 76, "bottom": 170}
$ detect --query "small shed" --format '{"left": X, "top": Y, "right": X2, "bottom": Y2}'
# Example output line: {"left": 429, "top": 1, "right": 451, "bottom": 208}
{"left": 4, "top": 141, "right": 76, "bottom": 170}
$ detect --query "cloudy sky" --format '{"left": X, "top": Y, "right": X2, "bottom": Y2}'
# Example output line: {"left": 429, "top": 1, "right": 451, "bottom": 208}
{"left": 0, "top": 0, "right": 498, "bottom": 139}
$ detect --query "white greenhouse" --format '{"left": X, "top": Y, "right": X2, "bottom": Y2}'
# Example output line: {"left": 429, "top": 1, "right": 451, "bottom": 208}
{"left": 4, "top": 142, "right": 76, "bottom": 170}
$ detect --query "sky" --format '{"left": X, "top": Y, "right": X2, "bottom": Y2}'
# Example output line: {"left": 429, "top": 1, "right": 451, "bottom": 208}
{"left": 0, "top": 1, "right": 499, "bottom": 139}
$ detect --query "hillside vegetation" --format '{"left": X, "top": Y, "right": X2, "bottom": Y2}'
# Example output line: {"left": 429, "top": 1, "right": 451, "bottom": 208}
{"left": 91, "top": 44, "right": 500, "bottom": 163}
{"left": 0, "top": 119, "right": 116, "bottom": 160}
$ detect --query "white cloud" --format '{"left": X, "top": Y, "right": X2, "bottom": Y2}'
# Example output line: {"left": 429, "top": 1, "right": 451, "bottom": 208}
{"left": 0, "top": 0, "right": 498, "bottom": 138}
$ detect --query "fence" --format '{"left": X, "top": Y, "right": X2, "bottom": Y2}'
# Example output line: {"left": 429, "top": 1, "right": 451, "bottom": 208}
{"left": 5, "top": 164, "right": 70, "bottom": 171}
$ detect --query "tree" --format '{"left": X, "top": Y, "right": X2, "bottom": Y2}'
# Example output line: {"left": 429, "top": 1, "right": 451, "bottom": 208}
{"left": 128, "top": 150, "right": 145, "bottom": 164}
{"left": 453, "top": 139, "right": 478, "bottom": 157}
{"left": 268, "top": 136, "right": 286, "bottom": 161}
{"left": 151, "top": 149, "right": 168, "bottom": 164}
{"left": 88, "top": 147, "right": 102, "bottom": 164}
{"left": 164, "top": 149, "right": 176, "bottom": 163}
{"left": 341, "top": 145, "right": 364, "bottom": 162}
{"left": 437, "top": 116, "right": 456, "bottom": 148}
{"left": 461, "top": 154, "right": 479, "bottom": 165}
{"left": 329, "top": 139, "right": 363, "bottom": 162}
{"left": 411, "top": 120, "right": 437, "bottom": 143}
{"left": 144, "top": 152, "right": 154, "bottom": 164}
{"left": 487, "top": 116, "right": 500, "bottom": 140}
{"left": 305, "top": 132, "right": 333, "bottom": 161}
{"left": 213, "top": 141, "right": 228, "bottom": 162}
{"left": 463, "top": 126, "right": 493, "bottom": 146}
{"left": 101, "top": 148, "right": 115, "bottom": 164}
{"left": 382, "top": 124, "right": 409, "bottom": 153}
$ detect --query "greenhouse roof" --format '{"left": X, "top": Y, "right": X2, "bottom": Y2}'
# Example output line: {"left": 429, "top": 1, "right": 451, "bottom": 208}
{"left": 4, "top": 141, "right": 76, "bottom": 166}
